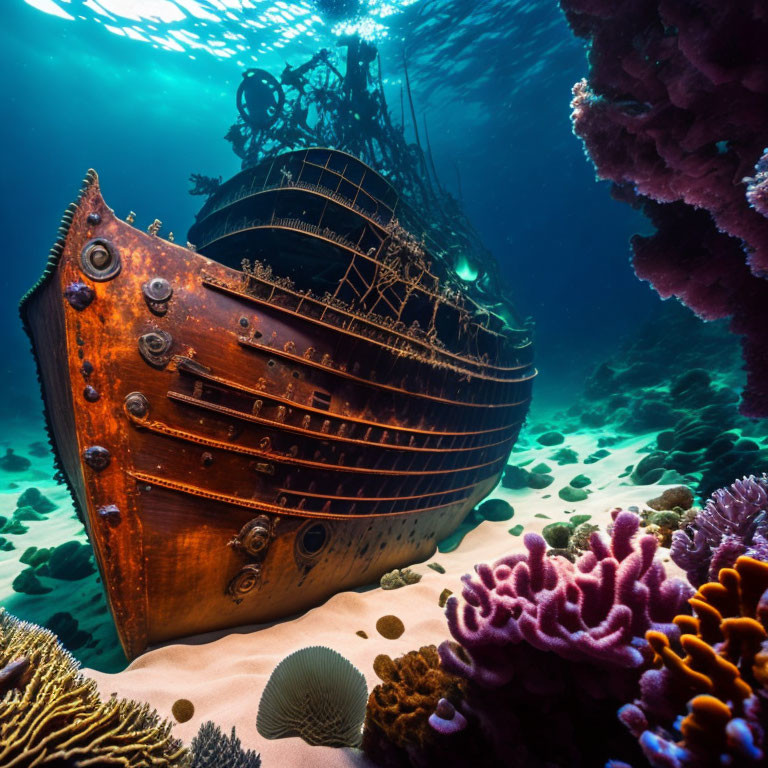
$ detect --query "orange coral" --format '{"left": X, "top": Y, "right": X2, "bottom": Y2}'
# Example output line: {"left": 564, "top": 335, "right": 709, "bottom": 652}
{"left": 630, "top": 557, "right": 768, "bottom": 762}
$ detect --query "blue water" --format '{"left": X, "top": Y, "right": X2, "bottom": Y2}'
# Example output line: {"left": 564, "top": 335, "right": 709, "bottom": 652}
{"left": 1, "top": 0, "right": 669, "bottom": 671}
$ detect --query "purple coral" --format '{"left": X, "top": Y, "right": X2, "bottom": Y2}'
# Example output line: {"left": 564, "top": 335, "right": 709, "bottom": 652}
{"left": 439, "top": 510, "right": 693, "bottom": 688}
{"left": 671, "top": 475, "right": 768, "bottom": 586}
{"left": 428, "top": 698, "right": 466, "bottom": 736}
{"left": 746, "top": 150, "right": 768, "bottom": 219}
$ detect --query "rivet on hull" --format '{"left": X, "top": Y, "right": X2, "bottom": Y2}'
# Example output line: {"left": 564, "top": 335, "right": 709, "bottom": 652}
{"left": 229, "top": 516, "right": 272, "bottom": 557}
{"left": 64, "top": 281, "right": 95, "bottom": 311}
{"left": 142, "top": 277, "right": 173, "bottom": 315}
{"left": 227, "top": 564, "right": 262, "bottom": 604}
{"left": 83, "top": 445, "right": 110, "bottom": 471}
{"left": 80, "top": 239, "right": 121, "bottom": 281}
{"left": 83, "top": 385, "right": 100, "bottom": 402}
{"left": 97, "top": 504, "right": 121, "bottom": 526}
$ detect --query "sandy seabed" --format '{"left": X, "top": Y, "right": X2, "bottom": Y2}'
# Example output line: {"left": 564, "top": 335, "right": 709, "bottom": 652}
{"left": 71, "top": 426, "right": 682, "bottom": 767}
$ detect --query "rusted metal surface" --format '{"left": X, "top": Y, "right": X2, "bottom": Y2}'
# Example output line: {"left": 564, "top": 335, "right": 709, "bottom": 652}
{"left": 22, "top": 160, "right": 535, "bottom": 659}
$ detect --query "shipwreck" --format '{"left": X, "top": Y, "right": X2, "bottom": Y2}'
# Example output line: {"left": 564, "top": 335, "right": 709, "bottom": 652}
{"left": 20, "top": 39, "right": 535, "bottom": 658}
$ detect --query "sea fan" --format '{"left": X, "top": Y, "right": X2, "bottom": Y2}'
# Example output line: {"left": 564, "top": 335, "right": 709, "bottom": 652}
{"left": 256, "top": 645, "right": 368, "bottom": 747}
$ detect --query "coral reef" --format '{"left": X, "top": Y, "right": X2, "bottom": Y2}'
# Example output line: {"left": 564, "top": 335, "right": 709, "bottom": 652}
{"left": 618, "top": 556, "right": 768, "bottom": 766}
{"left": 189, "top": 721, "right": 261, "bottom": 768}
{"left": 746, "top": 149, "right": 768, "bottom": 218}
{"left": 0, "top": 610, "right": 188, "bottom": 766}
{"left": 256, "top": 645, "right": 367, "bottom": 747}
{"left": 561, "top": 0, "right": 768, "bottom": 416}
{"left": 362, "top": 645, "right": 468, "bottom": 767}
{"left": 430, "top": 510, "right": 693, "bottom": 765}
{"left": 671, "top": 475, "right": 768, "bottom": 587}
{"left": 441, "top": 510, "right": 692, "bottom": 682}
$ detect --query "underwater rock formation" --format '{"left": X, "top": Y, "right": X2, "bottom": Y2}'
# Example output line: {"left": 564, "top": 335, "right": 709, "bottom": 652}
{"left": 189, "top": 722, "right": 261, "bottom": 768}
{"left": 0, "top": 610, "right": 188, "bottom": 766}
{"left": 542, "top": 515, "right": 598, "bottom": 561}
{"left": 671, "top": 474, "right": 768, "bottom": 587}
{"left": 618, "top": 556, "right": 768, "bottom": 766}
{"left": 381, "top": 568, "right": 423, "bottom": 590}
{"left": 256, "top": 646, "right": 367, "bottom": 747}
{"left": 17, "top": 486, "right": 56, "bottom": 514}
{"left": 0, "top": 448, "right": 31, "bottom": 472}
{"left": 362, "top": 645, "right": 468, "bottom": 767}
{"left": 567, "top": 302, "right": 768, "bottom": 501}
{"left": 561, "top": 0, "right": 768, "bottom": 417}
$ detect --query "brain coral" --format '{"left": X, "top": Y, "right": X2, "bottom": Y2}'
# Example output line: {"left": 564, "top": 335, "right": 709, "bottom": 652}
{"left": 0, "top": 609, "right": 188, "bottom": 767}
{"left": 364, "top": 646, "right": 464, "bottom": 746}
{"left": 256, "top": 645, "right": 367, "bottom": 747}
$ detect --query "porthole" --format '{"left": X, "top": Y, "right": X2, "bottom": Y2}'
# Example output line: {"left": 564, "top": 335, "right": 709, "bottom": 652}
{"left": 296, "top": 520, "right": 329, "bottom": 558}
{"left": 80, "top": 239, "right": 121, "bottom": 281}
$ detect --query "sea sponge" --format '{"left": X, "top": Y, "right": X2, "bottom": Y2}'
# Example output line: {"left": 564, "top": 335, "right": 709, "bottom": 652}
{"left": 362, "top": 645, "right": 465, "bottom": 764}
{"left": 172, "top": 698, "right": 195, "bottom": 723}
{"left": 256, "top": 646, "right": 367, "bottom": 747}
{"left": 380, "top": 567, "right": 422, "bottom": 589}
{"left": 0, "top": 609, "right": 188, "bottom": 766}
{"left": 647, "top": 486, "right": 694, "bottom": 512}
{"left": 189, "top": 721, "right": 261, "bottom": 768}
{"left": 376, "top": 615, "right": 405, "bottom": 640}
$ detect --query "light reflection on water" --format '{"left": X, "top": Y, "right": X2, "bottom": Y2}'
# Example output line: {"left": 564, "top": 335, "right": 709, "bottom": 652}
{"left": 23, "top": 0, "right": 421, "bottom": 63}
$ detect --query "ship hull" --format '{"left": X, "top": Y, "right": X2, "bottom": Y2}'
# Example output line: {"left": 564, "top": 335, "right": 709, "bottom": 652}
{"left": 21, "top": 171, "right": 534, "bottom": 658}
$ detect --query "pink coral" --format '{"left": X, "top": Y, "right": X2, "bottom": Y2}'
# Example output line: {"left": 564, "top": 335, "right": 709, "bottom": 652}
{"left": 439, "top": 511, "right": 693, "bottom": 687}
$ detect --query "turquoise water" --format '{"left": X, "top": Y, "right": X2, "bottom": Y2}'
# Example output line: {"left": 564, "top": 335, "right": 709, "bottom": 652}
{"left": 0, "top": 0, "right": 728, "bottom": 673}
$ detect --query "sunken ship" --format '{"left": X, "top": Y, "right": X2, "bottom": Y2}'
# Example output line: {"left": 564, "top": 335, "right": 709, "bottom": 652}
{"left": 21, "top": 39, "right": 535, "bottom": 659}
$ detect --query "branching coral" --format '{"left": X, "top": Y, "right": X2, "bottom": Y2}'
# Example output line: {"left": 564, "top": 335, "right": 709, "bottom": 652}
{"left": 440, "top": 511, "right": 693, "bottom": 686}
{"left": 671, "top": 475, "right": 768, "bottom": 587}
{"left": 425, "top": 511, "right": 693, "bottom": 766}
{"left": 189, "top": 721, "right": 261, "bottom": 768}
{"left": 0, "top": 610, "right": 189, "bottom": 767}
{"left": 619, "top": 556, "right": 768, "bottom": 767}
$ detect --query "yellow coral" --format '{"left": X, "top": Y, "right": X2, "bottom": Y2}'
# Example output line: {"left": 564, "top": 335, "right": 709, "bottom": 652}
{"left": 0, "top": 610, "right": 189, "bottom": 767}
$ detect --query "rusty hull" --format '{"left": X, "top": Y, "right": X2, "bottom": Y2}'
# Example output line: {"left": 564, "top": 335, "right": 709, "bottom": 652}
{"left": 21, "top": 171, "right": 534, "bottom": 658}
